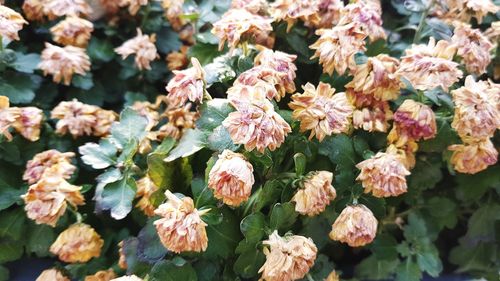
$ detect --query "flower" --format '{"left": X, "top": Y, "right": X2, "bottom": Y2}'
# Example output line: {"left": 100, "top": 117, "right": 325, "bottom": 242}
{"left": 50, "top": 223, "right": 104, "bottom": 263}
{"left": 157, "top": 104, "right": 198, "bottom": 140}
{"left": 23, "top": 0, "right": 45, "bottom": 21}
{"left": 356, "top": 149, "right": 411, "bottom": 198}
{"left": 315, "top": 0, "right": 344, "bottom": 28}
{"left": 12, "top": 107, "right": 44, "bottom": 142}
{"left": 135, "top": 176, "right": 159, "bottom": 216}
{"left": 289, "top": 82, "right": 354, "bottom": 141}
{"left": 443, "top": 0, "right": 498, "bottom": 24}
{"left": 50, "top": 16, "right": 94, "bottom": 47}
{"left": 166, "top": 45, "right": 189, "bottom": 71}
{"left": 310, "top": 23, "right": 367, "bottom": 76}
{"left": 270, "top": 0, "right": 320, "bottom": 31}
{"left": 92, "top": 109, "right": 118, "bottom": 137}
{"left": 388, "top": 99, "right": 437, "bottom": 146}
{"left": 99, "top": 0, "right": 121, "bottom": 14}
{"left": 345, "top": 54, "right": 401, "bottom": 101}
{"left": 23, "top": 149, "right": 76, "bottom": 184}
{"left": 348, "top": 91, "right": 393, "bottom": 133}
{"left": 259, "top": 231, "right": 317, "bottom": 281}
{"left": 292, "top": 171, "right": 336, "bottom": 216}
{"left": 36, "top": 269, "right": 70, "bottom": 281}
{"left": 154, "top": 191, "right": 209, "bottom": 253}
{"left": 51, "top": 99, "right": 98, "bottom": 137}
{"left": 161, "top": 0, "right": 185, "bottom": 30}
{"left": 254, "top": 47, "right": 297, "bottom": 97}
{"left": 110, "top": 276, "right": 143, "bottom": 281}
{"left": 329, "top": 204, "right": 378, "bottom": 247}
{"left": 84, "top": 269, "right": 116, "bottom": 281}
{"left": 451, "top": 76, "right": 500, "bottom": 139}
{"left": 0, "top": 4, "right": 28, "bottom": 41}
{"left": 397, "top": 37, "right": 462, "bottom": 91}
{"left": 325, "top": 271, "right": 340, "bottom": 281}
{"left": 118, "top": 241, "right": 127, "bottom": 269}
{"left": 339, "top": 1, "right": 386, "bottom": 42}
{"left": 118, "top": 0, "right": 148, "bottom": 16}
{"left": 39, "top": 43, "right": 91, "bottom": 85}
{"left": 115, "top": 28, "right": 158, "bottom": 70}
{"left": 451, "top": 23, "right": 493, "bottom": 75}
{"left": 485, "top": 21, "right": 500, "bottom": 43}
{"left": 449, "top": 138, "right": 498, "bottom": 174}
{"left": 166, "top": 58, "right": 205, "bottom": 107}
{"left": 43, "top": 0, "right": 92, "bottom": 20}
{"left": 208, "top": 150, "right": 255, "bottom": 207}
{"left": 0, "top": 96, "right": 20, "bottom": 141}
{"left": 232, "top": 67, "right": 283, "bottom": 101}
{"left": 211, "top": 8, "right": 273, "bottom": 51}
{"left": 230, "top": 0, "right": 268, "bottom": 14}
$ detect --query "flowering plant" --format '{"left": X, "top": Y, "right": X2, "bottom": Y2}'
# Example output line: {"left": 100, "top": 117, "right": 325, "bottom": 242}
{"left": 0, "top": 0, "right": 499, "bottom": 280}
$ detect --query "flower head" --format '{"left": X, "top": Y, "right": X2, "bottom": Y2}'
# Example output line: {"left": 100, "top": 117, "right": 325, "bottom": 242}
{"left": 230, "top": 0, "right": 268, "bottom": 14}
{"left": 485, "top": 21, "right": 500, "bottom": 43}
{"left": 154, "top": 191, "right": 208, "bottom": 253}
{"left": 329, "top": 204, "right": 378, "bottom": 247}
{"left": 388, "top": 99, "right": 437, "bottom": 146}
{"left": 166, "top": 58, "right": 205, "bottom": 107}
{"left": 270, "top": 0, "right": 320, "bottom": 32}
{"left": 452, "top": 23, "right": 494, "bottom": 75}
{"left": 254, "top": 48, "right": 297, "bottom": 97}
{"left": 443, "top": 0, "right": 498, "bottom": 23}
{"left": 348, "top": 91, "right": 393, "bottom": 133}
{"left": 92, "top": 109, "right": 117, "bottom": 137}
{"left": 0, "top": 4, "right": 28, "bottom": 41}
{"left": 158, "top": 104, "right": 198, "bottom": 140}
{"left": 339, "top": 1, "right": 386, "bottom": 42}
{"left": 50, "top": 223, "right": 103, "bottom": 263}
{"left": 232, "top": 67, "right": 283, "bottom": 101}
{"left": 315, "top": 0, "right": 344, "bottom": 28}
{"left": 50, "top": 16, "right": 94, "bottom": 47}
{"left": 23, "top": 149, "right": 76, "bottom": 184}
{"left": 51, "top": 99, "right": 98, "bottom": 137}
{"left": 12, "top": 106, "right": 44, "bottom": 142}
{"left": 118, "top": 0, "right": 148, "bottom": 16}
{"left": 36, "top": 269, "right": 70, "bottom": 281}
{"left": 84, "top": 269, "right": 116, "bottom": 281}
{"left": 39, "top": 43, "right": 91, "bottom": 85}
{"left": 449, "top": 138, "right": 498, "bottom": 174}
{"left": 115, "top": 29, "right": 158, "bottom": 70}
{"left": 289, "top": 82, "right": 354, "bottom": 141}
{"left": 135, "top": 176, "right": 159, "bottom": 216}
{"left": 0, "top": 96, "right": 21, "bottom": 141}
{"left": 208, "top": 150, "right": 255, "bottom": 207}
{"left": 292, "top": 171, "right": 336, "bottom": 216}
{"left": 23, "top": 0, "right": 45, "bottom": 21}
{"left": 161, "top": 0, "right": 185, "bottom": 30}
{"left": 166, "top": 45, "right": 189, "bottom": 71}
{"left": 43, "top": 0, "right": 92, "bottom": 20}
{"left": 259, "top": 231, "right": 318, "bottom": 281}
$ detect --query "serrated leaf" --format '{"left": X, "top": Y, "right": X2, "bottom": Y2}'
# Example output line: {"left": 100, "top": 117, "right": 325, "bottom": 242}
{"left": 165, "top": 129, "right": 207, "bottom": 162}
{"left": 100, "top": 177, "right": 137, "bottom": 220}
{"left": 207, "top": 125, "right": 239, "bottom": 152}
{"left": 318, "top": 134, "right": 357, "bottom": 168}
{"left": 110, "top": 108, "right": 149, "bottom": 148}
{"left": 156, "top": 27, "right": 182, "bottom": 54}
{"left": 79, "top": 141, "right": 117, "bottom": 169}
{"left": 240, "top": 213, "right": 266, "bottom": 243}
{"left": 355, "top": 255, "right": 399, "bottom": 280}
{"left": 416, "top": 245, "right": 442, "bottom": 277}
{"left": 196, "top": 99, "right": 234, "bottom": 131}
{"left": 395, "top": 260, "right": 422, "bottom": 281}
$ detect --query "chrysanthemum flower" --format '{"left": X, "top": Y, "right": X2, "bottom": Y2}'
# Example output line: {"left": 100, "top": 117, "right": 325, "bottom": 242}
{"left": 325, "top": 271, "right": 340, "bottom": 281}
{"left": 211, "top": 8, "right": 273, "bottom": 51}
{"left": 348, "top": 91, "right": 393, "bottom": 132}
{"left": 270, "top": 0, "right": 320, "bottom": 31}
{"left": 50, "top": 223, "right": 103, "bottom": 263}
{"left": 51, "top": 99, "right": 98, "bottom": 137}
{"left": 157, "top": 104, "right": 198, "bottom": 140}
{"left": 254, "top": 48, "right": 297, "bottom": 96}
{"left": 161, "top": 0, "right": 185, "bottom": 30}
{"left": 11, "top": 107, "right": 44, "bottom": 142}
{"left": 230, "top": 0, "right": 268, "bottom": 14}
{"left": 292, "top": 171, "right": 336, "bottom": 216}
{"left": 118, "top": 0, "right": 148, "bottom": 16}
{"left": 388, "top": 99, "right": 437, "bottom": 146}
{"left": 449, "top": 138, "right": 498, "bottom": 174}
{"left": 0, "top": 4, "right": 28, "bottom": 41}
{"left": 397, "top": 37, "right": 462, "bottom": 91}
{"left": 0, "top": 96, "right": 21, "bottom": 141}
{"left": 135, "top": 176, "right": 159, "bottom": 217}
{"left": 315, "top": 0, "right": 344, "bottom": 28}
{"left": 23, "top": 149, "right": 76, "bottom": 184}
{"left": 23, "top": 0, "right": 45, "bottom": 21}
{"left": 50, "top": 16, "right": 94, "bottom": 47}
{"left": 310, "top": 23, "right": 367, "bottom": 76}
{"left": 329, "top": 204, "right": 378, "bottom": 247}
{"left": 166, "top": 58, "right": 206, "bottom": 107}
{"left": 118, "top": 241, "right": 127, "bottom": 269}
{"left": 232, "top": 67, "right": 284, "bottom": 101}
{"left": 39, "top": 43, "right": 91, "bottom": 85}
{"left": 84, "top": 269, "right": 116, "bottom": 281}
{"left": 289, "top": 82, "right": 354, "bottom": 141}
{"left": 110, "top": 276, "right": 143, "bottom": 281}
{"left": 259, "top": 231, "right": 317, "bottom": 281}
{"left": 36, "top": 269, "right": 70, "bottom": 281}
{"left": 92, "top": 109, "right": 117, "bottom": 137}
{"left": 154, "top": 191, "right": 209, "bottom": 253}
{"left": 208, "top": 150, "right": 255, "bottom": 207}
{"left": 339, "top": 1, "right": 386, "bottom": 42}
{"left": 43, "top": 0, "right": 92, "bottom": 20}
{"left": 451, "top": 23, "right": 494, "bottom": 75}
{"left": 443, "top": 0, "right": 498, "bottom": 24}
{"left": 485, "top": 21, "right": 500, "bottom": 44}
{"left": 115, "top": 29, "right": 158, "bottom": 70}
{"left": 166, "top": 45, "right": 189, "bottom": 71}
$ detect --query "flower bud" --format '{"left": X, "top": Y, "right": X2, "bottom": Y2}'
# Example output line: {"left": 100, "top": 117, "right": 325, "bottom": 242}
{"left": 449, "top": 138, "right": 498, "bottom": 174}
{"left": 292, "top": 171, "right": 336, "bottom": 216}
{"left": 50, "top": 223, "right": 104, "bottom": 263}
{"left": 36, "top": 269, "right": 70, "bottom": 281}
{"left": 329, "top": 204, "right": 378, "bottom": 247}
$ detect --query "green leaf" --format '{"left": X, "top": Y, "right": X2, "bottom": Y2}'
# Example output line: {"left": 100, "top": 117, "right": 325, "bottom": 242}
{"left": 0, "top": 265, "right": 9, "bottom": 281}
{"left": 188, "top": 42, "right": 221, "bottom": 65}
{"left": 450, "top": 241, "right": 498, "bottom": 273}
{"left": 0, "top": 238, "right": 23, "bottom": 263}
{"left": 233, "top": 248, "right": 265, "bottom": 278}
{"left": 150, "top": 260, "right": 197, "bottom": 281}
{"left": 419, "top": 119, "right": 458, "bottom": 152}
{"left": 165, "top": 129, "right": 207, "bottom": 162}
{"left": 371, "top": 234, "right": 398, "bottom": 260}
{"left": 269, "top": 202, "right": 298, "bottom": 232}
{"left": 0, "top": 209, "right": 26, "bottom": 240}
{"left": 122, "top": 238, "right": 151, "bottom": 276}
{"left": 240, "top": 213, "right": 266, "bottom": 243}
{"left": 156, "top": 27, "right": 182, "bottom": 54}
{"left": 465, "top": 203, "right": 500, "bottom": 243}
{"left": 308, "top": 254, "right": 335, "bottom": 280}
{"left": 194, "top": 260, "right": 219, "bottom": 281}
{"left": 192, "top": 178, "right": 217, "bottom": 208}
{"left": 137, "top": 219, "right": 168, "bottom": 263}
{"left": 206, "top": 125, "right": 239, "bottom": 152}
{"left": 0, "top": 72, "right": 40, "bottom": 104}
{"left": 395, "top": 260, "right": 422, "bottom": 281}
{"left": 87, "top": 37, "right": 115, "bottom": 62}
{"left": 318, "top": 134, "right": 357, "bottom": 168}
{"left": 254, "top": 180, "right": 282, "bottom": 212}
{"left": 26, "top": 224, "right": 55, "bottom": 257}
{"left": 355, "top": 255, "right": 399, "bottom": 280}
{"left": 110, "top": 108, "right": 149, "bottom": 148}
{"left": 204, "top": 208, "right": 241, "bottom": 259}
{"left": 424, "top": 197, "right": 457, "bottom": 229}
{"left": 196, "top": 99, "right": 234, "bottom": 131}
{"left": 408, "top": 158, "right": 442, "bottom": 190}
{"left": 10, "top": 53, "right": 40, "bottom": 73}
{"left": 416, "top": 245, "right": 442, "bottom": 277}
{"left": 0, "top": 187, "right": 24, "bottom": 211}
{"left": 101, "top": 176, "right": 137, "bottom": 220}
{"left": 79, "top": 140, "right": 117, "bottom": 169}
{"left": 72, "top": 73, "right": 94, "bottom": 90}
{"left": 293, "top": 153, "right": 306, "bottom": 176}
{"left": 456, "top": 166, "right": 500, "bottom": 201}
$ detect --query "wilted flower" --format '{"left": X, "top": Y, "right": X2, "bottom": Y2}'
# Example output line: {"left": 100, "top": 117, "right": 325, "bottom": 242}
{"left": 339, "top": 1, "right": 386, "bottom": 42}
{"left": 397, "top": 37, "right": 462, "bottom": 91}
{"left": 154, "top": 191, "right": 209, "bottom": 253}
{"left": 166, "top": 45, "right": 189, "bottom": 71}
{"left": 449, "top": 138, "right": 498, "bottom": 174}
{"left": 43, "top": 0, "right": 92, "bottom": 20}
{"left": 348, "top": 91, "right": 393, "bottom": 133}
{"left": 23, "top": 150, "right": 76, "bottom": 184}
{"left": 270, "top": 0, "right": 320, "bottom": 31}
{"left": 289, "top": 82, "right": 354, "bottom": 141}
{"left": 39, "top": 43, "right": 91, "bottom": 85}
{"left": 310, "top": 23, "right": 367, "bottom": 76}
{"left": 0, "top": 4, "right": 28, "bottom": 41}
{"left": 231, "top": 67, "right": 282, "bottom": 101}
{"left": 388, "top": 99, "right": 437, "bottom": 146}
{"left": 211, "top": 8, "right": 273, "bottom": 51}
{"left": 451, "top": 23, "right": 494, "bottom": 75}
{"left": 254, "top": 48, "right": 297, "bottom": 96}
{"left": 356, "top": 149, "right": 410, "bottom": 198}
{"left": 166, "top": 58, "right": 206, "bottom": 107}
{"left": 131, "top": 100, "right": 160, "bottom": 131}
{"left": 315, "top": 0, "right": 344, "bottom": 28}
{"left": 118, "top": 241, "right": 127, "bottom": 269}
{"left": 135, "top": 176, "right": 159, "bottom": 217}
{"left": 485, "top": 21, "right": 500, "bottom": 43}
{"left": 0, "top": 96, "right": 21, "bottom": 141}
{"left": 50, "top": 16, "right": 94, "bottom": 47}
{"left": 36, "top": 269, "right": 70, "bottom": 281}
{"left": 50, "top": 223, "right": 103, "bottom": 263}
{"left": 118, "top": 0, "right": 148, "bottom": 16}
{"left": 92, "top": 109, "right": 117, "bottom": 137}
{"left": 12, "top": 107, "right": 44, "bottom": 142}
{"left": 292, "top": 171, "right": 336, "bottom": 216}
{"left": 259, "top": 231, "right": 317, "bottom": 281}
{"left": 51, "top": 99, "right": 98, "bottom": 137}
{"left": 98, "top": 0, "right": 121, "bottom": 14}
{"left": 23, "top": 0, "right": 45, "bottom": 21}
{"left": 325, "top": 271, "right": 340, "bottom": 281}
{"left": 84, "top": 269, "right": 116, "bottom": 281}
{"left": 208, "top": 150, "right": 255, "bottom": 207}
{"left": 443, "top": 0, "right": 498, "bottom": 24}
{"left": 115, "top": 29, "right": 158, "bottom": 70}
{"left": 230, "top": 0, "right": 268, "bottom": 14}
{"left": 158, "top": 104, "right": 198, "bottom": 140}
{"left": 110, "top": 276, "right": 143, "bottom": 281}
{"left": 161, "top": 0, "right": 185, "bottom": 30}
{"left": 329, "top": 204, "right": 378, "bottom": 247}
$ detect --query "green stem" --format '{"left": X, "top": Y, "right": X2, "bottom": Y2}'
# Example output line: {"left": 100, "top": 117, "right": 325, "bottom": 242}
{"left": 0, "top": 35, "right": 3, "bottom": 52}
{"left": 413, "top": 0, "right": 436, "bottom": 44}
{"left": 306, "top": 273, "right": 315, "bottom": 281}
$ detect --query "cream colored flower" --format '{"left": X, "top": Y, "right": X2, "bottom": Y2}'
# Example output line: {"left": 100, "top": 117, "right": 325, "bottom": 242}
{"left": 230, "top": 0, "right": 268, "bottom": 14}
{"left": 157, "top": 103, "right": 198, "bottom": 140}
{"left": 270, "top": 0, "right": 320, "bottom": 31}
{"left": 339, "top": 1, "right": 386, "bottom": 42}
{"left": 50, "top": 223, "right": 103, "bottom": 263}
{"left": 154, "top": 191, "right": 209, "bottom": 253}
{"left": 36, "top": 269, "right": 70, "bottom": 281}
{"left": 118, "top": 0, "right": 148, "bottom": 16}
{"left": 231, "top": 67, "right": 282, "bottom": 101}
{"left": 0, "top": 4, "right": 28, "bottom": 41}
{"left": 166, "top": 58, "right": 205, "bottom": 107}
{"left": 451, "top": 23, "right": 494, "bottom": 75}
{"left": 329, "top": 204, "right": 378, "bottom": 247}
{"left": 50, "top": 16, "right": 94, "bottom": 47}
{"left": 161, "top": 0, "right": 185, "bottom": 30}
{"left": 348, "top": 91, "right": 393, "bottom": 133}
{"left": 485, "top": 21, "right": 500, "bottom": 44}
{"left": 23, "top": 0, "right": 45, "bottom": 21}
{"left": 23, "top": 149, "right": 76, "bottom": 184}
{"left": 115, "top": 29, "right": 158, "bottom": 70}
{"left": 292, "top": 171, "right": 336, "bottom": 216}
{"left": 12, "top": 107, "right": 44, "bottom": 142}
{"left": 43, "top": 0, "right": 92, "bottom": 20}
{"left": 0, "top": 96, "right": 20, "bottom": 141}
{"left": 135, "top": 176, "right": 159, "bottom": 217}
{"left": 259, "top": 231, "right": 317, "bottom": 281}
{"left": 39, "top": 43, "right": 91, "bottom": 85}
{"left": 84, "top": 269, "right": 116, "bottom": 281}
{"left": 310, "top": 23, "right": 367, "bottom": 76}
{"left": 211, "top": 8, "right": 273, "bottom": 51}
{"left": 208, "top": 150, "right": 254, "bottom": 207}
{"left": 356, "top": 149, "right": 410, "bottom": 198}
{"left": 111, "top": 275, "right": 143, "bottom": 281}
{"left": 254, "top": 48, "right": 297, "bottom": 97}
{"left": 397, "top": 37, "right": 462, "bottom": 91}
{"left": 443, "top": 0, "right": 498, "bottom": 24}
{"left": 92, "top": 109, "right": 117, "bottom": 137}
{"left": 315, "top": 0, "right": 344, "bottom": 28}
{"left": 388, "top": 99, "right": 437, "bottom": 146}
{"left": 449, "top": 138, "right": 498, "bottom": 174}
{"left": 51, "top": 99, "right": 98, "bottom": 137}
{"left": 289, "top": 82, "right": 354, "bottom": 141}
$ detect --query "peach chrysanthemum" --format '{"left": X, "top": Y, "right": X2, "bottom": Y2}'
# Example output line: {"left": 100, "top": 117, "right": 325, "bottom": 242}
{"left": 329, "top": 204, "right": 378, "bottom": 247}
{"left": 50, "top": 223, "right": 103, "bottom": 263}
{"left": 397, "top": 37, "right": 462, "bottom": 91}
{"left": 84, "top": 269, "right": 116, "bottom": 281}
{"left": 348, "top": 91, "right": 393, "bottom": 133}
{"left": 157, "top": 104, "right": 198, "bottom": 140}
{"left": 135, "top": 176, "right": 159, "bottom": 217}
{"left": 12, "top": 107, "right": 44, "bottom": 142}
{"left": 110, "top": 275, "right": 143, "bottom": 281}
{"left": 0, "top": 4, "right": 28, "bottom": 41}
{"left": 292, "top": 171, "right": 336, "bottom": 216}
{"left": 485, "top": 21, "right": 500, "bottom": 44}
{"left": 270, "top": 0, "right": 320, "bottom": 32}
{"left": 230, "top": 0, "right": 268, "bottom": 14}
{"left": 231, "top": 67, "right": 282, "bottom": 101}
{"left": 118, "top": 241, "right": 127, "bottom": 269}
{"left": 289, "top": 82, "right": 354, "bottom": 141}
{"left": 39, "top": 43, "right": 91, "bottom": 85}
{"left": 211, "top": 8, "right": 273, "bottom": 51}
{"left": 254, "top": 48, "right": 297, "bottom": 96}
{"left": 43, "top": 0, "right": 92, "bottom": 20}
{"left": 259, "top": 231, "right": 317, "bottom": 281}
{"left": 23, "top": 149, "right": 75, "bottom": 184}
{"left": 92, "top": 108, "right": 117, "bottom": 137}
{"left": 208, "top": 150, "right": 255, "bottom": 207}
{"left": 0, "top": 96, "right": 21, "bottom": 141}
{"left": 356, "top": 150, "right": 410, "bottom": 198}
{"left": 325, "top": 271, "right": 340, "bottom": 281}
{"left": 443, "top": 0, "right": 498, "bottom": 24}
{"left": 161, "top": 0, "right": 185, "bottom": 30}
{"left": 118, "top": 0, "right": 148, "bottom": 16}
{"left": 315, "top": 0, "right": 344, "bottom": 28}
{"left": 166, "top": 58, "right": 205, "bottom": 107}
{"left": 451, "top": 23, "right": 494, "bottom": 75}
{"left": 36, "top": 269, "right": 70, "bottom": 281}
{"left": 115, "top": 29, "right": 158, "bottom": 70}
{"left": 310, "top": 23, "right": 367, "bottom": 76}
{"left": 339, "top": 1, "right": 386, "bottom": 42}
{"left": 449, "top": 138, "right": 498, "bottom": 174}
{"left": 50, "top": 16, "right": 94, "bottom": 47}
{"left": 154, "top": 191, "right": 209, "bottom": 253}
{"left": 51, "top": 99, "right": 98, "bottom": 137}
{"left": 388, "top": 99, "right": 437, "bottom": 146}
{"left": 23, "top": 0, "right": 45, "bottom": 21}
{"left": 166, "top": 45, "right": 189, "bottom": 71}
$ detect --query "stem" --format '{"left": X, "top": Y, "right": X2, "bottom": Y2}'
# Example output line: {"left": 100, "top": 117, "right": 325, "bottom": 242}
{"left": 0, "top": 35, "right": 3, "bottom": 52}
{"left": 306, "top": 273, "right": 315, "bottom": 281}
{"left": 413, "top": 0, "right": 436, "bottom": 44}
